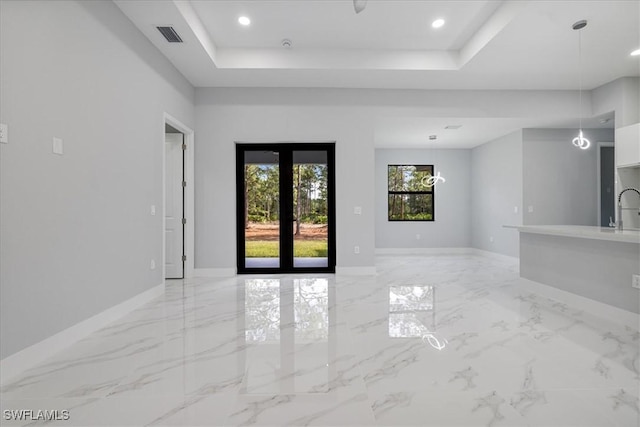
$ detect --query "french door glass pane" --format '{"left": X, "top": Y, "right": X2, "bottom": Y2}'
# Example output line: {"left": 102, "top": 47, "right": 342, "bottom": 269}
{"left": 292, "top": 151, "right": 328, "bottom": 268}
{"left": 244, "top": 151, "right": 280, "bottom": 269}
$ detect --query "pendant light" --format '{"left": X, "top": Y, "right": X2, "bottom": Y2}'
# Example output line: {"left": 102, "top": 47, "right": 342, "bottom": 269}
{"left": 422, "top": 135, "right": 446, "bottom": 188}
{"left": 571, "top": 19, "right": 590, "bottom": 150}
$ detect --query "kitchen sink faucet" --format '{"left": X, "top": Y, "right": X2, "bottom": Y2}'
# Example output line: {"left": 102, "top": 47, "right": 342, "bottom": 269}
{"left": 617, "top": 187, "right": 640, "bottom": 231}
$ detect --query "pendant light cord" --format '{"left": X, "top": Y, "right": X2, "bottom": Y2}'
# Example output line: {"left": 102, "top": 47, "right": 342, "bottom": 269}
{"left": 578, "top": 29, "right": 583, "bottom": 131}
{"left": 571, "top": 19, "right": 589, "bottom": 149}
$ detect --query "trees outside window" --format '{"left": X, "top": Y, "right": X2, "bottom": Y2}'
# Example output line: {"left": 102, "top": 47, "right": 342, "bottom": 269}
{"left": 388, "top": 165, "right": 434, "bottom": 221}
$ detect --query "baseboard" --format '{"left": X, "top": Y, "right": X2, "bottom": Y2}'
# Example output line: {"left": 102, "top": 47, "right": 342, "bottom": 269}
{"left": 0, "top": 283, "right": 165, "bottom": 385}
{"left": 519, "top": 278, "right": 639, "bottom": 330}
{"left": 376, "top": 247, "right": 474, "bottom": 256}
{"left": 375, "top": 247, "right": 519, "bottom": 263}
{"left": 335, "top": 266, "right": 377, "bottom": 275}
{"left": 194, "top": 268, "right": 236, "bottom": 277}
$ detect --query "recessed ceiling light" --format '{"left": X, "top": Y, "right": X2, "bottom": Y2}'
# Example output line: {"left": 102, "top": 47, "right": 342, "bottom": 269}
{"left": 238, "top": 16, "right": 251, "bottom": 26}
{"left": 432, "top": 18, "right": 445, "bottom": 29}
{"left": 631, "top": 48, "right": 640, "bottom": 56}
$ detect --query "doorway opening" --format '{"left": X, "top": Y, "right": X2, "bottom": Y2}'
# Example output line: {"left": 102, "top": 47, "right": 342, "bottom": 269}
{"left": 236, "top": 143, "right": 336, "bottom": 274}
{"left": 165, "top": 124, "right": 185, "bottom": 279}
{"left": 163, "top": 114, "right": 194, "bottom": 280}
{"left": 597, "top": 142, "right": 615, "bottom": 227}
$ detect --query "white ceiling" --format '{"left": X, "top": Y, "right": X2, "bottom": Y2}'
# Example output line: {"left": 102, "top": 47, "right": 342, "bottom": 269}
{"left": 115, "top": 0, "right": 639, "bottom": 90}
{"left": 193, "top": 1, "right": 502, "bottom": 51}
{"left": 114, "top": 0, "right": 637, "bottom": 147}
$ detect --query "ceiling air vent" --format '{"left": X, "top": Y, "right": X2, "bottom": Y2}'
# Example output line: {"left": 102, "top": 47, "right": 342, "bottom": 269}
{"left": 156, "top": 26, "right": 183, "bottom": 43}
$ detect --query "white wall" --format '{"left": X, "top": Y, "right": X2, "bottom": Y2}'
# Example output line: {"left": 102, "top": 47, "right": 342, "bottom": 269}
{"left": 375, "top": 149, "right": 471, "bottom": 249}
{"left": 194, "top": 87, "right": 595, "bottom": 267}
{"left": 195, "top": 90, "right": 376, "bottom": 270}
{"left": 0, "top": 0, "right": 194, "bottom": 359}
{"left": 592, "top": 77, "right": 640, "bottom": 229}
{"left": 471, "top": 131, "right": 523, "bottom": 257}
{"left": 592, "top": 77, "right": 640, "bottom": 128}
{"left": 522, "top": 128, "right": 614, "bottom": 226}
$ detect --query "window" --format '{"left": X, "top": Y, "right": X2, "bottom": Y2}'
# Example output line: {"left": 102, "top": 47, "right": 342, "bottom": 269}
{"left": 388, "top": 165, "right": 434, "bottom": 221}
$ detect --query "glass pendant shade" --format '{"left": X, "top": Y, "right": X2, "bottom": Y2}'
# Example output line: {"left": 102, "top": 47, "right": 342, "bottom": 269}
{"left": 572, "top": 129, "right": 590, "bottom": 150}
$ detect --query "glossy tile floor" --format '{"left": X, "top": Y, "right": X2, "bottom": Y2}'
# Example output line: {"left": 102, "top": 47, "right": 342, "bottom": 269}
{"left": 2, "top": 254, "right": 639, "bottom": 426}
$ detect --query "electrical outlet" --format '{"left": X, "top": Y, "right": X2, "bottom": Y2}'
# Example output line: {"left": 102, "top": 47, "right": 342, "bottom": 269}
{"left": 514, "top": 206, "right": 519, "bottom": 214}
{"left": 489, "top": 236, "right": 494, "bottom": 243}
{"left": 528, "top": 205, "right": 534, "bottom": 213}
{"left": 150, "top": 205, "right": 156, "bottom": 216}
{"left": 150, "top": 259, "right": 156, "bottom": 270}
{"left": 354, "top": 246, "right": 360, "bottom": 254}
{"left": 632, "top": 274, "right": 640, "bottom": 289}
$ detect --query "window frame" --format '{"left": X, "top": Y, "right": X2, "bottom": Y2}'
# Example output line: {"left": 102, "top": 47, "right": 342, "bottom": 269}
{"left": 387, "top": 164, "right": 435, "bottom": 222}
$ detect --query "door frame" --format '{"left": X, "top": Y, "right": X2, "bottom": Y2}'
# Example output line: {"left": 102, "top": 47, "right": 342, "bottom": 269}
{"left": 163, "top": 113, "right": 195, "bottom": 280}
{"left": 164, "top": 132, "right": 185, "bottom": 278}
{"left": 596, "top": 141, "right": 615, "bottom": 227}
{"left": 235, "top": 142, "right": 336, "bottom": 274}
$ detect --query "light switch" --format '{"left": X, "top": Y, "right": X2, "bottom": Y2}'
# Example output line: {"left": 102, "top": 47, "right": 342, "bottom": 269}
{"left": 0, "top": 124, "right": 8, "bottom": 144}
{"left": 52, "top": 137, "right": 63, "bottom": 155}
{"left": 528, "top": 205, "right": 534, "bottom": 213}
{"left": 354, "top": 206, "right": 362, "bottom": 215}
{"left": 514, "top": 206, "right": 519, "bottom": 214}
{"left": 150, "top": 205, "right": 156, "bottom": 216}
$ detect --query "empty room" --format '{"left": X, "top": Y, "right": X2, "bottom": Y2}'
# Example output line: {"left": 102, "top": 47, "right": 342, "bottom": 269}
{"left": 1, "top": 0, "right": 639, "bottom": 426}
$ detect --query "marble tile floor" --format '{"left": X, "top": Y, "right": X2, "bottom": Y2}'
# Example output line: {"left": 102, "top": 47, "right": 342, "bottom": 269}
{"left": 1, "top": 254, "right": 639, "bottom": 426}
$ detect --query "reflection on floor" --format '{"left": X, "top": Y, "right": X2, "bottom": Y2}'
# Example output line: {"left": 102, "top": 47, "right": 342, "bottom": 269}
{"left": 245, "top": 257, "right": 328, "bottom": 269}
{"left": 1, "top": 255, "right": 639, "bottom": 426}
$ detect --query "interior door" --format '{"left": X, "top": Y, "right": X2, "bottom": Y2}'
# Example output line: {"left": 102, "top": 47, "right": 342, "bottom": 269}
{"left": 236, "top": 143, "right": 335, "bottom": 274}
{"left": 165, "top": 132, "right": 184, "bottom": 279}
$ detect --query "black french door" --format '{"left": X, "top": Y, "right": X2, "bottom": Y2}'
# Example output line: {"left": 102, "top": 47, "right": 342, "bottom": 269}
{"left": 236, "top": 143, "right": 336, "bottom": 274}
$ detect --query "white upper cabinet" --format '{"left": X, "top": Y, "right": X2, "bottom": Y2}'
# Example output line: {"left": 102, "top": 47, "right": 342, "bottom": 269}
{"left": 616, "top": 123, "right": 640, "bottom": 168}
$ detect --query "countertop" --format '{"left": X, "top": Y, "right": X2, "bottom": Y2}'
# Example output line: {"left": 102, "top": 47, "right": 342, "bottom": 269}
{"left": 504, "top": 225, "right": 640, "bottom": 244}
